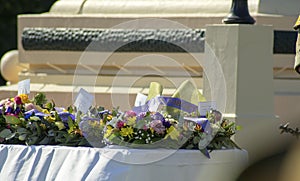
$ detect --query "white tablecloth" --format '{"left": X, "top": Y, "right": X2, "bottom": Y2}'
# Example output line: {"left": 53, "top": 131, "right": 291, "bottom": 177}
{"left": 0, "top": 145, "right": 248, "bottom": 181}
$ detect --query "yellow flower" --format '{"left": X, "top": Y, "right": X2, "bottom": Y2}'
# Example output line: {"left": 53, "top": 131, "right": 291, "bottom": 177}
{"left": 104, "top": 125, "right": 113, "bottom": 138}
{"left": 99, "top": 120, "right": 104, "bottom": 126}
{"left": 150, "top": 128, "right": 154, "bottom": 134}
{"left": 165, "top": 126, "right": 180, "bottom": 141}
{"left": 55, "top": 121, "right": 66, "bottom": 130}
{"left": 19, "top": 94, "right": 30, "bottom": 103}
{"left": 120, "top": 127, "right": 134, "bottom": 138}
{"left": 106, "top": 115, "right": 113, "bottom": 121}
{"left": 45, "top": 116, "right": 56, "bottom": 122}
{"left": 127, "top": 117, "right": 136, "bottom": 126}
{"left": 41, "top": 109, "right": 50, "bottom": 114}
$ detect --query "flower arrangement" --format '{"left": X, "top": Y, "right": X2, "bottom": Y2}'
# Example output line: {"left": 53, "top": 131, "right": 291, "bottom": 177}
{"left": 0, "top": 93, "right": 88, "bottom": 146}
{"left": 79, "top": 105, "right": 240, "bottom": 157}
{"left": 0, "top": 80, "right": 241, "bottom": 158}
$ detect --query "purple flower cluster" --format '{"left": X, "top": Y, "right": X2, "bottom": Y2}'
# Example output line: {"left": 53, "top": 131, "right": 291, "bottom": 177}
{"left": 150, "top": 120, "right": 165, "bottom": 134}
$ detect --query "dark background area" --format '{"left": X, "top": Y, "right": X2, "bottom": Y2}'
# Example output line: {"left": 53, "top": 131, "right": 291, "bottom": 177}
{"left": 0, "top": 0, "right": 57, "bottom": 85}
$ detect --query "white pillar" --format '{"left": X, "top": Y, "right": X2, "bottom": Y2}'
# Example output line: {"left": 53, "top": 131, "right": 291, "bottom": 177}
{"left": 204, "top": 24, "right": 281, "bottom": 164}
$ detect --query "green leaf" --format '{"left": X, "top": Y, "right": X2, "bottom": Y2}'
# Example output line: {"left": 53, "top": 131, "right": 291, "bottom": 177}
{"left": 67, "top": 117, "right": 74, "bottom": 133}
{"left": 27, "top": 136, "right": 38, "bottom": 145}
{"left": 6, "top": 132, "right": 16, "bottom": 140}
{"left": 18, "top": 134, "right": 27, "bottom": 141}
{"left": 193, "top": 136, "right": 201, "bottom": 145}
{"left": 17, "top": 128, "right": 28, "bottom": 134}
{"left": 33, "top": 122, "right": 42, "bottom": 136}
{"left": 39, "top": 137, "right": 50, "bottom": 144}
{"left": 33, "top": 93, "right": 47, "bottom": 106}
{"left": 45, "top": 102, "right": 53, "bottom": 110}
{"left": 67, "top": 106, "right": 73, "bottom": 114}
{"left": 4, "top": 115, "right": 21, "bottom": 124}
{"left": 132, "top": 139, "right": 145, "bottom": 144}
{"left": 0, "top": 129, "right": 12, "bottom": 138}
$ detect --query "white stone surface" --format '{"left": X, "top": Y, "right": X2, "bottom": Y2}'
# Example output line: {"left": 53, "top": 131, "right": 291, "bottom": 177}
{"left": 47, "top": 0, "right": 299, "bottom": 17}
{"left": 203, "top": 24, "right": 280, "bottom": 164}
{"left": 0, "top": 50, "right": 28, "bottom": 83}
{"left": 49, "top": 0, "right": 86, "bottom": 14}
{"left": 81, "top": 0, "right": 235, "bottom": 16}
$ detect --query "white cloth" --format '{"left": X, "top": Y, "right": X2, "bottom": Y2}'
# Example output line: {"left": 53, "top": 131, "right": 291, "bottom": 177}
{"left": 0, "top": 145, "right": 248, "bottom": 181}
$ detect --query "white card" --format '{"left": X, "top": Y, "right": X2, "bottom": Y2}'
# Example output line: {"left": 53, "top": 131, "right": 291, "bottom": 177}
{"left": 74, "top": 88, "right": 94, "bottom": 114}
{"left": 134, "top": 93, "right": 147, "bottom": 106}
{"left": 18, "top": 79, "right": 30, "bottom": 95}
{"left": 148, "top": 96, "right": 161, "bottom": 112}
{"left": 198, "top": 101, "right": 217, "bottom": 116}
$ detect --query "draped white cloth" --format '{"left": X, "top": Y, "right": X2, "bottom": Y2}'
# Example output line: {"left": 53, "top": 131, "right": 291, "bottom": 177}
{"left": 0, "top": 145, "right": 248, "bottom": 181}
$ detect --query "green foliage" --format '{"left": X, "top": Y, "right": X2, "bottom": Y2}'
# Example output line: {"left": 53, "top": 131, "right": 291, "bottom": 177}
{"left": 0, "top": 93, "right": 90, "bottom": 147}
{"left": 33, "top": 93, "right": 48, "bottom": 106}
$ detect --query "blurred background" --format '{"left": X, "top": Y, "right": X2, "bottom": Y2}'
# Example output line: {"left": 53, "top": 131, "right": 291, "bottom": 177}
{"left": 0, "top": 0, "right": 56, "bottom": 85}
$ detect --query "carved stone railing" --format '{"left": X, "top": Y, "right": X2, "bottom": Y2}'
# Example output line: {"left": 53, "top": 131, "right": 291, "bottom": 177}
{"left": 21, "top": 27, "right": 296, "bottom": 54}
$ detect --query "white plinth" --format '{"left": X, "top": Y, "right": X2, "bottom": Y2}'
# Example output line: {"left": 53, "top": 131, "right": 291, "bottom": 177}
{"left": 0, "top": 145, "right": 248, "bottom": 181}
{"left": 203, "top": 24, "right": 282, "bottom": 164}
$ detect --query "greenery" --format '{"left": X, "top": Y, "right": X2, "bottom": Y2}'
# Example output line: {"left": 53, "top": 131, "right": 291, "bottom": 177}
{"left": 0, "top": 0, "right": 57, "bottom": 85}
{"left": 0, "top": 93, "right": 89, "bottom": 146}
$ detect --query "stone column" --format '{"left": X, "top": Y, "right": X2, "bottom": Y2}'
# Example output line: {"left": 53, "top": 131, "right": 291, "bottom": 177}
{"left": 203, "top": 24, "right": 280, "bottom": 164}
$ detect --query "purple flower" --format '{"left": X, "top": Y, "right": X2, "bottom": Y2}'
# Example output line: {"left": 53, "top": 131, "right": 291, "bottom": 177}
{"left": 151, "top": 112, "right": 171, "bottom": 128}
{"left": 5, "top": 107, "right": 13, "bottom": 114}
{"left": 54, "top": 107, "right": 65, "bottom": 113}
{"left": 24, "top": 109, "right": 49, "bottom": 119}
{"left": 25, "top": 103, "right": 36, "bottom": 111}
{"left": 125, "top": 110, "right": 136, "bottom": 117}
{"left": 98, "top": 110, "right": 110, "bottom": 118}
{"left": 58, "top": 112, "right": 75, "bottom": 122}
{"left": 162, "top": 120, "right": 171, "bottom": 128}
{"left": 14, "top": 96, "right": 22, "bottom": 105}
{"left": 35, "top": 112, "right": 49, "bottom": 118}
{"left": 150, "top": 120, "right": 166, "bottom": 134}
{"left": 116, "top": 121, "right": 125, "bottom": 129}
{"left": 151, "top": 112, "right": 165, "bottom": 121}
{"left": 24, "top": 109, "right": 35, "bottom": 119}
{"left": 136, "top": 112, "right": 147, "bottom": 121}
{"left": 14, "top": 107, "right": 21, "bottom": 115}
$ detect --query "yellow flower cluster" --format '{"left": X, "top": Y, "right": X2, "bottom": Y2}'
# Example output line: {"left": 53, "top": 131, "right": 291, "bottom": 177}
{"left": 120, "top": 127, "right": 134, "bottom": 138}
{"left": 19, "top": 94, "right": 30, "bottom": 104}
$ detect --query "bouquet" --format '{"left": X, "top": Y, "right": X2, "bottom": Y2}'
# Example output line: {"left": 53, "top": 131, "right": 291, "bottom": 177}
{"left": 0, "top": 93, "right": 88, "bottom": 146}
{"left": 79, "top": 80, "right": 241, "bottom": 157}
